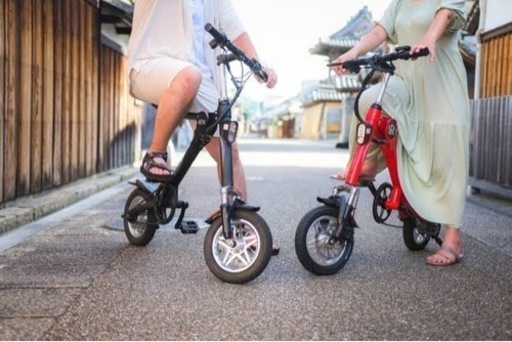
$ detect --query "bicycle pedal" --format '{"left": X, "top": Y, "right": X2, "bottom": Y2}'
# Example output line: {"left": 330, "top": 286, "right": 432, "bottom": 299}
{"left": 179, "top": 220, "right": 199, "bottom": 234}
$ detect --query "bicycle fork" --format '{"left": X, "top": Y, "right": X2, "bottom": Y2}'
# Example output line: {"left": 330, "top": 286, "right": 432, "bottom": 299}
{"left": 217, "top": 97, "right": 240, "bottom": 239}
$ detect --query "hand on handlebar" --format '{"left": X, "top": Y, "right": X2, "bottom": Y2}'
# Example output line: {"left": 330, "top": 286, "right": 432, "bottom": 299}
{"left": 256, "top": 66, "right": 278, "bottom": 88}
{"left": 411, "top": 41, "right": 435, "bottom": 62}
{"left": 205, "top": 23, "right": 277, "bottom": 88}
{"left": 330, "top": 51, "right": 359, "bottom": 75}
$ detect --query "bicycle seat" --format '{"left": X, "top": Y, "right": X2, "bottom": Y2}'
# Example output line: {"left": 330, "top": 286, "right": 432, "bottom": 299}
{"left": 151, "top": 104, "right": 211, "bottom": 121}
{"left": 185, "top": 112, "right": 208, "bottom": 120}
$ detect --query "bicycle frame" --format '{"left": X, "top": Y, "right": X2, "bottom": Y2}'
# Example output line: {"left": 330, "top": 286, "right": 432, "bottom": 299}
{"left": 131, "top": 25, "right": 267, "bottom": 240}
{"left": 346, "top": 72, "right": 404, "bottom": 211}
{"left": 339, "top": 48, "right": 441, "bottom": 244}
{"left": 217, "top": 63, "right": 241, "bottom": 239}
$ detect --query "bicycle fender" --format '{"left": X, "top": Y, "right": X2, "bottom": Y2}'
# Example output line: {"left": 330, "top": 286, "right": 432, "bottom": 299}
{"left": 204, "top": 204, "right": 260, "bottom": 224}
{"left": 236, "top": 204, "right": 260, "bottom": 212}
{"left": 317, "top": 196, "right": 339, "bottom": 208}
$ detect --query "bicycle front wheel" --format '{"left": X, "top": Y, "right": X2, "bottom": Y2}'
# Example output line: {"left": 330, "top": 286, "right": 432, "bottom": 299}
{"left": 295, "top": 205, "right": 353, "bottom": 275}
{"left": 203, "top": 210, "right": 272, "bottom": 284}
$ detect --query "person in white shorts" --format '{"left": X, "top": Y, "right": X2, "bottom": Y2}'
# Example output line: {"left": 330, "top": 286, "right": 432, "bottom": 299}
{"left": 128, "top": 0, "right": 276, "bottom": 192}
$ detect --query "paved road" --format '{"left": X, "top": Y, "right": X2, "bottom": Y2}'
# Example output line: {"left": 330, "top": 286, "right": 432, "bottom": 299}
{"left": 1, "top": 139, "right": 511, "bottom": 340}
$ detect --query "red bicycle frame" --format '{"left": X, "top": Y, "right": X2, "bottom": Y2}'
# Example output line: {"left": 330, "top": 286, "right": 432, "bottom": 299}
{"left": 345, "top": 72, "right": 407, "bottom": 213}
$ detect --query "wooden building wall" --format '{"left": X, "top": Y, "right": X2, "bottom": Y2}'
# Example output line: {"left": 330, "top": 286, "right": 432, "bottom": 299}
{"left": 0, "top": 0, "right": 141, "bottom": 206}
{"left": 300, "top": 102, "right": 341, "bottom": 140}
{"left": 480, "top": 26, "right": 512, "bottom": 98}
{"left": 469, "top": 24, "right": 512, "bottom": 198}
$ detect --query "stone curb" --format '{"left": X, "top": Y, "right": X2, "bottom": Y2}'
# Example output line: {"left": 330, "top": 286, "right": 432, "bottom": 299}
{"left": 0, "top": 166, "right": 138, "bottom": 235}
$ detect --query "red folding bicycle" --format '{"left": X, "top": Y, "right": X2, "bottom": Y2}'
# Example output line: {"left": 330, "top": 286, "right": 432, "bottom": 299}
{"left": 294, "top": 46, "right": 442, "bottom": 275}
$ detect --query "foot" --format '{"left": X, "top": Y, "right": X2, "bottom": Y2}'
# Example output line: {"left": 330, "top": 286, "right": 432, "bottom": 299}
{"left": 140, "top": 151, "right": 173, "bottom": 182}
{"left": 332, "top": 163, "right": 377, "bottom": 181}
{"left": 426, "top": 244, "right": 463, "bottom": 266}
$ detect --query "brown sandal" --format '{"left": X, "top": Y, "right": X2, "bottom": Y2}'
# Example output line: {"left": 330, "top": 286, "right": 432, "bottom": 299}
{"left": 140, "top": 151, "right": 173, "bottom": 182}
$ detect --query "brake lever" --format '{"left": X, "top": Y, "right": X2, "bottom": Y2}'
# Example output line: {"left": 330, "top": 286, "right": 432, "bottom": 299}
{"left": 327, "top": 61, "right": 361, "bottom": 74}
{"left": 251, "top": 59, "right": 268, "bottom": 82}
{"left": 216, "top": 53, "right": 238, "bottom": 66}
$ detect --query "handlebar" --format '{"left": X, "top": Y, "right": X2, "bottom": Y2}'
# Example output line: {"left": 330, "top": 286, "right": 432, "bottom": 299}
{"left": 328, "top": 46, "right": 429, "bottom": 124}
{"left": 204, "top": 23, "right": 268, "bottom": 82}
{"left": 328, "top": 46, "right": 429, "bottom": 74}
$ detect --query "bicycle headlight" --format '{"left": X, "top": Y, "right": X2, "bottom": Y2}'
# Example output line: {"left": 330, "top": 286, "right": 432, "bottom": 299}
{"left": 222, "top": 121, "right": 239, "bottom": 143}
{"left": 356, "top": 123, "right": 372, "bottom": 145}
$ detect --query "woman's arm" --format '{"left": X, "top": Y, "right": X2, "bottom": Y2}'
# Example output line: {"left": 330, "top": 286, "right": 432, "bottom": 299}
{"left": 352, "top": 25, "right": 388, "bottom": 58}
{"left": 332, "top": 25, "right": 388, "bottom": 75}
{"left": 412, "top": 8, "right": 453, "bottom": 61}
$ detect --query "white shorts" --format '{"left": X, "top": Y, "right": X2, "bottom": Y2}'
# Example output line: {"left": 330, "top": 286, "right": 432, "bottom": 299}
{"left": 129, "top": 57, "right": 219, "bottom": 113}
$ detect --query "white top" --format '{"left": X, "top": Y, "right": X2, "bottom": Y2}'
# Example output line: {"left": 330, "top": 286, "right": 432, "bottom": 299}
{"left": 127, "top": 0, "right": 246, "bottom": 90}
{"left": 191, "top": 0, "right": 212, "bottom": 79}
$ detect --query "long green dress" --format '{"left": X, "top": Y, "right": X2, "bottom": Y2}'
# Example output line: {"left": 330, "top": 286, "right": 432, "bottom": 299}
{"left": 353, "top": 0, "right": 470, "bottom": 228}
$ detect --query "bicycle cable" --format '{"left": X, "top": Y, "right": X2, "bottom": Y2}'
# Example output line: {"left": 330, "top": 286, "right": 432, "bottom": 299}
{"left": 204, "top": 59, "right": 253, "bottom": 136}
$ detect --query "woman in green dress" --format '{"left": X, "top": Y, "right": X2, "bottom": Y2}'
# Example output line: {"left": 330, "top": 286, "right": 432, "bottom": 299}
{"left": 331, "top": 0, "right": 470, "bottom": 266}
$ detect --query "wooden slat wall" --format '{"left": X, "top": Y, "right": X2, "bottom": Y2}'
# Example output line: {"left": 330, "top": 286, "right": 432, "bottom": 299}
{"left": 0, "top": 0, "right": 5, "bottom": 204}
{"left": 19, "top": 0, "right": 32, "bottom": 196}
{"left": 42, "top": 0, "right": 54, "bottom": 190}
{"left": 0, "top": 0, "right": 141, "bottom": 206}
{"left": 4, "top": 0, "right": 19, "bottom": 202}
{"left": 98, "top": 45, "right": 139, "bottom": 174}
{"left": 53, "top": 0, "right": 63, "bottom": 188}
{"left": 470, "top": 96, "right": 512, "bottom": 197}
{"left": 481, "top": 32, "right": 512, "bottom": 98}
{"left": 473, "top": 26, "right": 512, "bottom": 198}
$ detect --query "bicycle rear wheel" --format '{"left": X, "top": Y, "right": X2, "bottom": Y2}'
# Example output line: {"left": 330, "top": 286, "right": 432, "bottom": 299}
{"left": 402, "top": 218, "right": 429, "bottom": 251}
{"left": 123, "top": 188, "right": 159, "bottom": 246}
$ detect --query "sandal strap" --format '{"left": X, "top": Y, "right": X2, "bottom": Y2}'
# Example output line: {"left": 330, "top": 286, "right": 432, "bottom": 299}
{"left": 427, "top": 244, "right": 462, "bottom": 265}
{"left": 143, "top": 151, "right": 168, "bottom": 163}
{"left": 141, "top": 151, "right": 172, "bottom": 175}
{"left": 439, "top": 245, "right": 458, "bottom": 258}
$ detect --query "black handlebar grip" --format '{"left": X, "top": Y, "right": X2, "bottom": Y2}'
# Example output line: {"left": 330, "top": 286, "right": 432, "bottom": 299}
{"left": 409, "top": 47, "right": 430, "bottom": 58}
{"left": 258, "top": 69, "right": 269, "bottom": 83}
{"left": 204, "top": 23, "right": 227, "bottom": 46}
{"left": 250, "top": 58, "right": 268, "bottom": 82}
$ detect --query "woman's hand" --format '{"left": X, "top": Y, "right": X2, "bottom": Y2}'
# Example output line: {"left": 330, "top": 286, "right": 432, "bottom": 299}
{"left": 331, "top": 50, "right": 359, "bottom": 75}
{"left": 412, "top": 39, "right": 436, "bottom": 62}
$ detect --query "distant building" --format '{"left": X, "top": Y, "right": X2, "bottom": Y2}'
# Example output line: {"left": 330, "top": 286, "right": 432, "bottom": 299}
{"left": 302, "top": 6, "right": 377, "bottom": 146}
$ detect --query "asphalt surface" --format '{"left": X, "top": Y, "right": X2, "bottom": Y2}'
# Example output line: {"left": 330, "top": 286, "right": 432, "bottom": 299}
{"left": 0, "top": 139, "right": 511, "bottom": 340}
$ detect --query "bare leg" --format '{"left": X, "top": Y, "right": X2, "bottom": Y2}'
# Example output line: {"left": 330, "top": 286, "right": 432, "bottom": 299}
{"left": 146, "top": 67, "right": 202, "bottom": 176}
{"left": 204, "top": 138, "right": 247, "bottom": 201}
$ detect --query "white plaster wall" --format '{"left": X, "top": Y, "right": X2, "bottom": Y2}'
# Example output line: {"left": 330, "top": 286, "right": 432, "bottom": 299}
{"left": 484, "top": 0, "right": 511, "bottom": 31}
